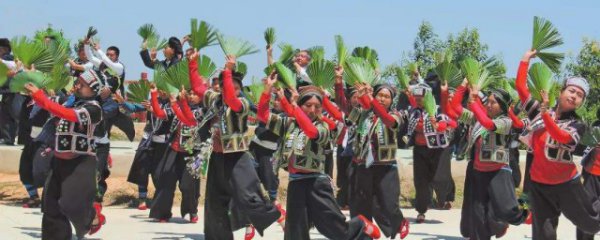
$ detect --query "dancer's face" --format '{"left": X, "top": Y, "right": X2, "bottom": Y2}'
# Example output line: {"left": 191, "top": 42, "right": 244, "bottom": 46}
{"left": 300, "top": 96, "right": 322, "bottom": 120}
{"left": 485, "top": 95, "right": 503, "bottom": 118}
{"left": 375, "top": 88, "right": 393, "bottom": 109}
{"left": 558, "top": 86, "right": 585, "bottom": 112}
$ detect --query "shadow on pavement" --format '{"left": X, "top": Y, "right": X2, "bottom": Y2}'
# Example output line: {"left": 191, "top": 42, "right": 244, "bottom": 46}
{"left": 14, "top": 226, "right": 41, "bottom": 238}
{"left": 409, "top": 232, "right": 464, "bottom": 240}
{"left": 152, "top": 232, "right": 204, "bottom": 240}
{"left": 405, "top": 217, "right": 444, "bottom": 224}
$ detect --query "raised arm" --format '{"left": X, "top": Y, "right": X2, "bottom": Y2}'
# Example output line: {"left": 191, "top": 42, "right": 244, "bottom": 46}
{"left": 333, "top": 66, "right": 349, "bottom": 114}
{"left": 95, "top": 49, "right": 124, "bottom": 75}
{"left": 30, "top": 88, "right": 78, "bottom": 122}
{"left": 516, "top": 50, "right": 536, "bottom": 103}
{"left": 140, "top": 49, "right": 155, "bottom": 69}
{"left": 469, "top": 98, "right": 496, "bottom": 131}
{"left": 150, "top": 90, "right": 167, "bottom": 119}
{"left": 84, "top": 44, "right": 102, "bottom": 68}
{"left": 322, "top": 96, "right": 343, "bottom": 122}
{"left": 451, "top": 81, "right": 468, "bottom": 115}
{"left": 258, "top": 73, "right": 278, "bottom": 124}
{"left": 222, "top": 56, "right": 243, "bottom": 112}
{"left": 170, "top": 97, "right": 196, "bottom": 126}
{"left": 188, "top": 51, "right": 208, "bottom": 98}
{"left": 508, "top": 106, "right": 524, "bottom": 129}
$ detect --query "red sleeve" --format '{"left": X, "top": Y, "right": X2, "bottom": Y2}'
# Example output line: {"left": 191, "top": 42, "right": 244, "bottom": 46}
{"left": 359, "top": 95, "right": 371, "bottom": 109}
{"left": 323, "top": 96, "right": 343, "bottom": 122}
{"left": 279, "top": 95, "right": 294, "bottom": 116}
{"left": 436, "top": 121, "right": 448, "bottom": 132}
{"left": 516, "top": 61, "right": 531, "bottom": 103}
{"left": 441, "top": 88, "right": 449, "bottom": 115}
{"left": 150, "top": 91, "right": 167, "bottom": 119}
{"left": 469, "top": 99, "right": 496, "bottom": 131}
{"left": 293, "top": 106, "right": 319, "bottom": 139}
{"left": 446, "top": 118, "right": 458, "bottom": 129}
{"left": 408, "top": 94, "right": 417, "bottom": 108}
{"left": 451, "top": 85, "right": 466, "bottom": 115}
{"left": 542, "top": 112, "right": 573, "bottom": 144}
{"left": 508, "top": 106, "right": 524, "bottom": 129}
{"left": 257, "top": 92, "right": 271, "bottom": 124}
{"left": 221, "top": 69, "right": 243, "bottom": 112}
{"left": 171, "top": 101, "right": 196, "bottom": 126}
{"left": 321, "top": 116, "right": 337, "bottom": 130}
{"left": 371, "top": 98, "right": 398, "bottom": 129}
{"left": 189, "top": 57, "right": 208, "bottom": 99}
{"left": 31, "top": 90, "right": 78, "bottom": 122}
{"left": 179, "top": 99, "right": 197, "bottom": 126}
{"left": 334, "top": 82, "right": 349, "bottom": 114}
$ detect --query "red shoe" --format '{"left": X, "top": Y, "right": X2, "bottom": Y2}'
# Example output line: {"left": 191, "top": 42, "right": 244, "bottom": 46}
{"left": 244, "top": 225, "right": 255, "bottom": 240}
{"left": 525, "top": 211, "right": 532, "bottom": 225}
{"left": 89, "top": 202, "right": 106, "bottom": 235}
{"left": 22, "top": 197, "right": 41, "bottom": 208}
{"left": 358, "top": 214, "right": 381, "bottom": 239}
{"left": 399, "top": 218, "right": 409, "bottom": 239}
{"left": 156, "top": 218, "right": 169, "bottom": 223}
{"left": 495, "top": 225, "right": 509, "bottom": 238}
{"left": 137, "top": 201, "right": 147, "bottom": 211}
{"left": 276, "top": 203, "right": 286, "bottom": 227}
{"left": 190, "top": 214, "right": 199, "bottom": 223}
{"left": 416, "top": 214, "right": 425, "bottom": 224}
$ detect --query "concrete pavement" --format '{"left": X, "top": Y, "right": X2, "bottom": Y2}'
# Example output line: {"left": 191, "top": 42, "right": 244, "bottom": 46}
{"left": 0, "top": 204, "right": 593, "bottom": 239}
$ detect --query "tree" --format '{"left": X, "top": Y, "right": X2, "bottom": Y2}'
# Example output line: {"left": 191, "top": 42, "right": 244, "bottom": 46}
{"left": 446, "top": 27, "right": 489, "bottom": 62}
{"left": 411, "top": 21, "right": 444, "bottom": 75}
{"left": 567, "top": 38, "right": 600, "bottom": 123}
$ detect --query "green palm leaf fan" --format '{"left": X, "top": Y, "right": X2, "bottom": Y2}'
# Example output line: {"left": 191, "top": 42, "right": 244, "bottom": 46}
{"left": 0, "top": 62, "right": 8, "bottom": 87}
{"left": 273, "top": 62, "right": 296, "bottom": 89}
{"left": 34, "top": 25, "right": 65, "bottom": 43}
{"left": 461, "top": 57, "right": 493, "bottom": 90}
{"left": 394, "top": 66, "right": 410, "bottom": 90}
{"left": 501, "top": 78, "right": 519, "bottom": 104}
{"left": 137, "top": 24, "right": 158, "bottom": 41}
{"left": 10, "top": 71, "right": 46, "bottom": 93}
{"left": 153, "top": 65, "right": 178, "bottom": 95}
{"left": 334, "top": 35, "right": 348, "bottom": 67}
{"left": 408, "top": 62, "right": 420, "bottom": 79}
{"left": 236, "top": 61, "right": 248, "bottom": 78}
{"left": 47, "top": 38, "right": 71, "bottom": 67}
{"left": 423, "top": 91, "right": 437, "bottom": 117}
{"left": 197, "top": 55, "right": 217, "bottom": 79}
{"left": 306, "top": 59, "right": 336, "bottom": 91}
{"left": 344, "top": 57, "right": 379, "bottom": 87}
{"left": 190, "top": 19, "right": 218, "bottom": 50}
{"left": 307, "top": 46, "right": 325, "bottom": 61}
{"left": 528, "top": 62, "right": 557, "bottom": 106}
{"left": 43, "top": 64, "right": 72, "bottom": 92}
{"left": 216, "top": 34, "right": 259, "bottom": 58}
{"left": 242, "top": 77, "right": 265, "bottom": 105}
{"left": 86, "top": 26, "right": 98, "bottom": 39}
{"left": 532, "top": 16, "right": 564, "bottom": 73}
{"left": 126, "top": 79, "right": 151, "bottom": 103}
{"left": 162, "top": 60, "right": 191, "bottom": 92}
{"left": 581, "top": 126, "right": 600, "bottom": 146}
{"left": 11, "top": 36, "right": 54, "bottom": 73}
{"left": 264, "top": 27, "right": 276, "bottom": 47}
{"left": 147, "top": 36, "right": 169, "bottom": 50}
{"left": 434, "top": 61, "right": 461, "bottom": 88}
{"left": 352, "top": 46, "right": 379, "bottom": 71}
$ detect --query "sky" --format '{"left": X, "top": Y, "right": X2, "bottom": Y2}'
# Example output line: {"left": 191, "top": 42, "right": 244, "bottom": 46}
{"left": 2, "top": 0, "right": 599, "bottom": 84}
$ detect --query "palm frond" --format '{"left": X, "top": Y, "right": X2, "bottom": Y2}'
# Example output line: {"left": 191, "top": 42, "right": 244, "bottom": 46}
{"left": 434, "top": 49, "right": 454, "bottom": 65}
{"left": 434, "top": 61, "right": 461, "bottom": 87}
{"left": 126, "top": 79, "right": 151, "bottom": 103}
{"left": 306, "top": 59, "right": 336, "bottom": 91}
{"left": 197, "top": 55, "right": 217, "bottom": 79}
{"left": 278, "top": 43, "right": 297, "bottom": 67}
{"left": 334, "top": 35, "right": 348, "bottom": 67}
{"left": 146, "top": 36, "right": 168, "bottom": 50}
{"left": 236, "top": 61, "right": 248, "bottom": 78}
{"left": 343, "top": 57, "right": 379, "bottom": 86}
{"left": 47, "top": 38, "right": 71, "bottom": 67}
{"left": 264, "top": 27, "right": 276, "bottom": 46}
{"left": 190, "top": 19, "right": 218, "bottom": 50}
{"left": 216, "top": 34, "right": 260, "bottom": 58}
{"left": 0, "top": 62, "right": 9, "bottom": 87}
{"left": 581, "top": 126, "right": 600, "bottom": 146}
{"left": 161, "top": 61, "right": 190, "bottom": 94}
{"left": 43, "top": 64, "right": 72, "bottom": 92}
{"left": 11, "top": 36, "right": 54, "bottom": 73}
{"left": 86, "top": 26, "right": 98, "bottom": 39}
{"left": 394, "top": 66, "right": 410, "bottom": 90}
{"left": 527, "top": 62, "right": 561, "bottom": 106}
{"left": 352, "top": 46, "right": 379, "bottom": 70}
{"left": 423, "top": 91, "right": 437, "bottom": 117}
{"left": 307, "top": 46, "right": 325, "bottom": 61}
{"left": 153, "top": 65, "right": 178, "bottom": 95}
{"left": 137, "top": 24, "right": 158, "bottom": 40}
{"left": 242, "top": 77, "right": 265, "bottom": 105}
{"left": 274, "top": 62, "right": 296, "bottom": 89}
{"left": 531, "top": 16, "right": 564, "bottom": 73}
{"left": 10, "top": 71, "right": 46, "bottom": 93}
{"left": 461, "top": 58, "right": 481, "bottom": 87}
{"left": 501, "top": 78, "right": 519, "bottom": 104}
{"left": 34, "top": 25, "right": 66, "bottom": 44}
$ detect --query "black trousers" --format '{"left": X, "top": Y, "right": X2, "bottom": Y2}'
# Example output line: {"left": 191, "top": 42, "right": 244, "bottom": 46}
{"left": 0, "top": 93, "right": 19, "bottom": 143}
{"left": 204, "top": 152, "right": 280, "bottom": 240}
{"left": 19, "top": 140, "right": 42, "bottom": 187}
{"left": 17, "top": 96, "right": 32, "bottom": 145}
{"left": 578, "top": 171, "right": 600, "bottom": 240}
{"left": 149, "top": 147, "right": 200, "bottom": 219}
{"left": 285, "top": 176, "right": 367, "bottom": 240}
{"left": 336, "top": 146, "right": 352, "bottom": 208}
{"left": 325, "top": 150, "right": 334, "bottom": 178}
{"left": 95, "top": 143, "right": 111, "bottom": 203}
{"left": 460, "top": 165, "right": 527, "bottom": 240}
{"left": 523, "top": 152, "right": 534, "bottom": 194}
{"left": 42, "top": 155, "right": 97, "bottom": 240}
{"left": 531, "top": 177, "right": 600, "bottom": 240}
{"left": 127, "top": 141, "right": 168, "bottom": 189}
{"left": 509, "top": 148, "right": 522, "bottom": 188}
{"left": 250, "top": 144, "right": 279, "bottom": 202}
{"left": 413, "top": 145, "right": 455, "bottom": 214}
{"left": 32, "top": 143, "right": 52, "bottom": 187}
{"left": 353, "top": 164, "right": 405, "bottom": 238}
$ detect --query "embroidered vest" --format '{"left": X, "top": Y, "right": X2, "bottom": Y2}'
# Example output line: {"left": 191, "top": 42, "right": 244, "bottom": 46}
{"left": 55, "top": 101, "right": 102, "bottom": 156}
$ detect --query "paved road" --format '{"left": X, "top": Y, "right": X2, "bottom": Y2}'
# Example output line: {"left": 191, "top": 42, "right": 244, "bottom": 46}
{"left": 0, "top": 204, "right": 593, "bottom": 239}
